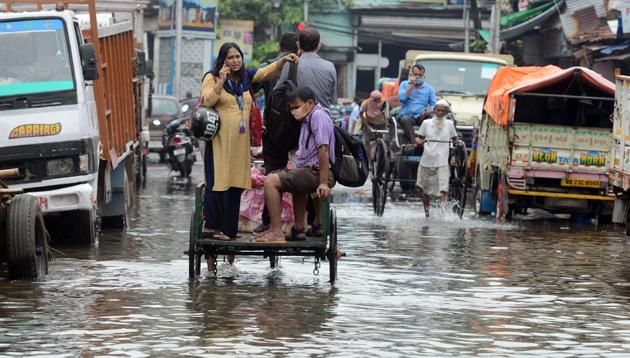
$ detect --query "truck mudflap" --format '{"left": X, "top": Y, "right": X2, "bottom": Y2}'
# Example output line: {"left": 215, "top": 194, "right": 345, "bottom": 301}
{"left": 28, "top": 182, "right": 96, "bottom": 214}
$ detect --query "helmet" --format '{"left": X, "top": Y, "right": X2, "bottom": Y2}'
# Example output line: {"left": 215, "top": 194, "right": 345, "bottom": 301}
{"left": 191, "top": 107, "right": 220, "bottom": 140}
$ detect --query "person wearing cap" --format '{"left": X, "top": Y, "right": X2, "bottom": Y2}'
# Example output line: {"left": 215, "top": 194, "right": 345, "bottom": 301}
{"left": 414, "top": 99, "right": 464, "bottom": 217}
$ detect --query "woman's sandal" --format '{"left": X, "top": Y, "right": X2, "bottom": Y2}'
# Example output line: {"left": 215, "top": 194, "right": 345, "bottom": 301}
{"left": 286, "top": 227, "right": 306, "bottom": 241}
{"left": 202, "top": 227, "right": 232, "bottom": 241}
{"left": 305, "top": 224, "right": 323, "bottom": 238}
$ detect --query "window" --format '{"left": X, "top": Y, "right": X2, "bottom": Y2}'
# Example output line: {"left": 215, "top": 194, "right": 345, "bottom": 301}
{"left": 0, "top": 18, "right": 75, "bottom": 97}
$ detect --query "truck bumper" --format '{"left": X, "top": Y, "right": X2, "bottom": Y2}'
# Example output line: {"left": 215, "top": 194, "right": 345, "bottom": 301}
{"left": 507, "top": 189, "right": 615, "bottom": 201}
{"left": 29, "top": 182, "right": 96, "bottom": 214}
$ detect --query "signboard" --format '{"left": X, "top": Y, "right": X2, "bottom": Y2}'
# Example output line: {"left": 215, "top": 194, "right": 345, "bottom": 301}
{"left": 355, "top": 54, "right": 389, "bottom": 69}
{"left": 214, "top": 20, "right": 254, "bottom": 65}
{"left": 158, "top": 0, "right": 217, "bottom": 34}
{"left": 623, "top": 6, "right": 630, "bottom": 34}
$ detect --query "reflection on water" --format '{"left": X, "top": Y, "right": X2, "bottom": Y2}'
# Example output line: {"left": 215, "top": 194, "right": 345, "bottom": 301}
{"left": 2, "top": 163, "right": 630, "bottom": 356}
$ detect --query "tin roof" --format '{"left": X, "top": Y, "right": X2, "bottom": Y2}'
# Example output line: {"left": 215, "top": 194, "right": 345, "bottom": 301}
{"left": 559, "top": 0, "right": 614, "bottom": 44}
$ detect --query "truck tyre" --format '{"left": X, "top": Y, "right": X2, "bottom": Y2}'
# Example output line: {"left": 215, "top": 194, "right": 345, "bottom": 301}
{"left": 6, "top": 194, "right": 48, "bottom": 280}
{"left": 474, "top": 175, "right": 491, "bottom": 216}
{"left": 135, "top": 148, "right": 144, "bottom": 190}
{"left": 74, "top": 210, "right": 97, "bottom": 245}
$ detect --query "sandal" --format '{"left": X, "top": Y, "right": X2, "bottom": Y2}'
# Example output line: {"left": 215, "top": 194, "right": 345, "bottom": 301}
{"left": 305, "top": 224, "right": 323, "bottom": 238}
{"left": 202, "top": 228, "right": 232, "bottom": 241}
{"left": 250, "top": 230, "right": 286, "bottom": 243}
{"left": 286, "top": 227, "right": 306, "bottom": 241}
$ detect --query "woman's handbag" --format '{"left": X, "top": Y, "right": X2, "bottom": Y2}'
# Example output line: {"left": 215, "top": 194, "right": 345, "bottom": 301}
{"left": 249, "top": 89, "right": 263, "bottom": 147}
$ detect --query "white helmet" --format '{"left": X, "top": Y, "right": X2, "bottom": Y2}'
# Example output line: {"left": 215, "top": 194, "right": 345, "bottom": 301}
{"left": 191, "top": 107, "right": 220, "bottom": 140}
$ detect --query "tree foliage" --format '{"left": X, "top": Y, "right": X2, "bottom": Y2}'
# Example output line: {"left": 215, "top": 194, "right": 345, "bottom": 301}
{"left": 218, "top": 0, "right": 350, "bottom": 66}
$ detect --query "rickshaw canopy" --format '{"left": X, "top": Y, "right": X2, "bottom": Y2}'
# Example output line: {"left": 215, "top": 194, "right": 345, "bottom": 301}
{"left": 483, "top": 66, "right": 615, "bottom": 127}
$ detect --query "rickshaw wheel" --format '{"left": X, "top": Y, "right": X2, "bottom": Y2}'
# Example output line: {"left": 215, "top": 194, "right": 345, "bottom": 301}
{"left": 269, "top": 255, "right": 279, "bottom": 268}
{"left": 450, "top": 183, "right": 466, "bottom": 218}
{"left": 188, "top": 211, "right": 200, "bottom": 280}
{"left": 328, "top": 209, "right": 338, "bottom": 284}
{"left": 459, "top": 185, "right": 467, "bottom": 218}
{"left": 372, "top": 140, "right": 389, "bottom": 216}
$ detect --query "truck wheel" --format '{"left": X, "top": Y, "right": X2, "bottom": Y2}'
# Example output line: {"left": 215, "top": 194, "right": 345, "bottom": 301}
{"left": 74, "top": 210, "right": 97, "bottom": 245}
{"left": 6, "top": 194, "right": 49, "bottom": 280}
{"left": 142, "top": 154, "right": 148, "bottom": 184}
{"left": 474, "top": 175, "right": 491, "bottom": 216}
{"left": 135, "top": 149, "right": 144, "bottom": 190}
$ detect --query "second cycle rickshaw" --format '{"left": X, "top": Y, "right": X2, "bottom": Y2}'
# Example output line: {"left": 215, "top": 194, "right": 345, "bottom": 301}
{"left": 369, "top": 116, "right": 468, "bottom": 218}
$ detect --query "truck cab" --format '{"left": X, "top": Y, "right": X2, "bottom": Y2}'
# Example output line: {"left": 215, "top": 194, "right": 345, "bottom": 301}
{"left": 0, "top": 0, "right": 148, "bottom": 243}
{"left": 406, "top": 51, "right": 513, "bottom": 146}
{"left": 0, "top": 10, "right": 100, "bottom": 241}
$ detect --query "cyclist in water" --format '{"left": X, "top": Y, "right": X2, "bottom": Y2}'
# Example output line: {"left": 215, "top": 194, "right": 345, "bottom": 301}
{"left": 414, "top": 99, "right": 464, "bottom": 217}
{"left": 360, "top": 90, "right": 392, "bottom": 170}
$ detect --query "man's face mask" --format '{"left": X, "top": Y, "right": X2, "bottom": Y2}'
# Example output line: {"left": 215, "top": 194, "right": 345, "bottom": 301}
{"left": 291, "top": 101, "right": 312, "bottom": 120}
{"left": 414, "top": 76, "right": 425, "bottom": 85}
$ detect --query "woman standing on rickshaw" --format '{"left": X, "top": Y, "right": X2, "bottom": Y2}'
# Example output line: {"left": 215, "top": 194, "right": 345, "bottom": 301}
{"left": 200, "top": 43, "right": 298, "bottom": 241}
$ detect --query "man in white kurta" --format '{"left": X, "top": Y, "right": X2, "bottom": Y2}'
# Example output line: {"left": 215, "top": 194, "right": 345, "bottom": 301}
{"left": 415, "top": 99, "right": 463, "bottom": 217}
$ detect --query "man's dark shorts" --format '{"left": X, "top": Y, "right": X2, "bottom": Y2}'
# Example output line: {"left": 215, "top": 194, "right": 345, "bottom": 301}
{"left": 278, "top": 167, "right": 336, "bottom": 194}
{"left": 398, "top": 115, "right": 423, "bottom": 126}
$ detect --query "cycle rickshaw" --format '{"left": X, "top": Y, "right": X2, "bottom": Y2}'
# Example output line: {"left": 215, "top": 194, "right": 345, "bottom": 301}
{"left": 186, "top": 183, "right": 342, "bottom": 283}
{"left": 368, "top": 115, "right": 468, "bottom": 218}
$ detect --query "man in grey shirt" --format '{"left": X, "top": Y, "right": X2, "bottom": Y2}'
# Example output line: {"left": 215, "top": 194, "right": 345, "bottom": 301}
{"left": 275, "top": 27, "right": 337, "bottom": 109}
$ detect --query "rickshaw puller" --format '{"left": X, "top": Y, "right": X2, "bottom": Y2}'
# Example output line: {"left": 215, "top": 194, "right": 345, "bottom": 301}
{"left": 415, "top": 99, "right": 464, "bottom": 217}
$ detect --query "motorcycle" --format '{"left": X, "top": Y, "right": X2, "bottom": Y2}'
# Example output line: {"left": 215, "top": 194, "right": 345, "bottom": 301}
{"left": 163, "top": 114, "right": 196, "bottom": 178}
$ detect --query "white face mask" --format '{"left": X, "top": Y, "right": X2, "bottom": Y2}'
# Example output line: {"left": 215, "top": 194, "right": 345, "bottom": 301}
{"left": 291, "top": 103, "right": 311, "bottom": 120}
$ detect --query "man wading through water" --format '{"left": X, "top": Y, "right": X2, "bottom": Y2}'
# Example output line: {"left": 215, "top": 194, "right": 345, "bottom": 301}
{"left": 415, "top": 99, "right": 464, "bottom": 217}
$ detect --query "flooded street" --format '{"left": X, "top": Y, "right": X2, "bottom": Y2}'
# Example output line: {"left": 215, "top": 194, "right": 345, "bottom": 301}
{"left": 3, "top": 161, "right": 630, "bottom": 357}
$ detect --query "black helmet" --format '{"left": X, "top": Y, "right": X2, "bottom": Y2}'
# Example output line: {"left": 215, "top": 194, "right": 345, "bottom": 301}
{"left": 191, "top": 107, "right": 220, "bottom": 140}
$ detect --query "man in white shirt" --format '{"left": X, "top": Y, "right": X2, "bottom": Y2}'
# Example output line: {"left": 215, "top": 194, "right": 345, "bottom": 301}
{"left": 415, "top": 99, "right": 464, "bottom": 217}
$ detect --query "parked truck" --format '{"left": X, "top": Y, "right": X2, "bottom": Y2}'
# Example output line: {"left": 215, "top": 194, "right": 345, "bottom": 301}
{"left": 474, "top": 66, "right": 616, "bottom": 221}
{"left": 608, "top": 73, "right": 630, "bottom": 234}
{"left": 0, "top": 0, "right": 149, "bottom": 243}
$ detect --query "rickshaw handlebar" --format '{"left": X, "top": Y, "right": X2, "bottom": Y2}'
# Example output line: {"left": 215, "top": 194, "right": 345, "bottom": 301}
{"left": 424, "top": 140, "right": 453, "bottom": 143}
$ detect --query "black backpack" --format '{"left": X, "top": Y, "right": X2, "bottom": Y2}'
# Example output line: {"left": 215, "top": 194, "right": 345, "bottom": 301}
{"left": 330, "top": 127, "right": 369, "bottom": 187}
{"left": 265, "top": 63, "right": 301, "bottom": 153}
{"left": 306, "top": 121, "right": 369, "bottom": 188}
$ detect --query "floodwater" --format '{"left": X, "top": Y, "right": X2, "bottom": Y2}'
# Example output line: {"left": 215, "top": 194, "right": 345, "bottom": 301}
{"left": 3, "top": 161, "right": 630, "bottom": 357}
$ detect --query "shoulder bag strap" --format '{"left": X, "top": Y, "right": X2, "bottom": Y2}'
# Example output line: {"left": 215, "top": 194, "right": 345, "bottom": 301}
{"left": 288, "top": 62, "right": 298, "bottom": 83}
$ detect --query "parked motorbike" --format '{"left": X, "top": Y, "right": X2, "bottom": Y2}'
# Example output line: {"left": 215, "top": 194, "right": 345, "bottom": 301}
{"left": 163, "top": 115, "right": 196, "bottom": 178}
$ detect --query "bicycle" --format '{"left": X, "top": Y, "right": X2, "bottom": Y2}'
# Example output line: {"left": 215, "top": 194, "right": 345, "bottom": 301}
{"left": 369, "top": 128, "right": 392, "bottom": 216}
{"left": 448, "top": 141, "right": 468, "bottom": 218}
